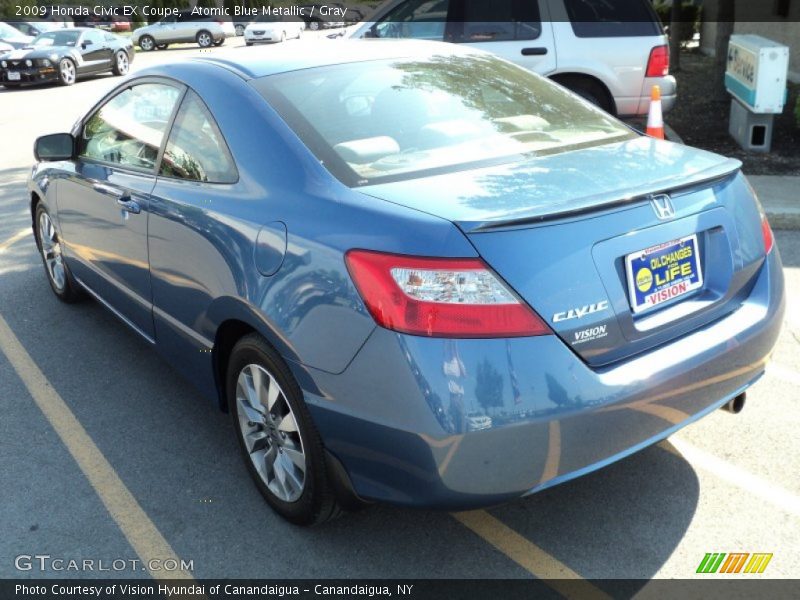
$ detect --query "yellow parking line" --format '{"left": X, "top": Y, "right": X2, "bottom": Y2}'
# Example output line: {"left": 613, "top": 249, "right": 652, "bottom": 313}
{"left": 0, "top": 313, "right": 193, "bottom": 580}
{"left": 0, "top": 228, "right": 30, "bottom": 253}
{"left": 664, "top": 437, "right": 800, "bottom": 518}
{"left": 453, "top": 511, "right": 611, "bottom": 600}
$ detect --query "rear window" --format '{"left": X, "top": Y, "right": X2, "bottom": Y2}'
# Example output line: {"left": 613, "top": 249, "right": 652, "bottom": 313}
{"left": 252, "top": 54, "right": 636, "bottom": 186}
{"left": 564, "top": 0, "right": 662, "bottom": 38}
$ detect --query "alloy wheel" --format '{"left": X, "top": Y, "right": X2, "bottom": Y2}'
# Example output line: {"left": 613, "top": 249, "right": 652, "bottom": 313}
{"left": 116, "top": 52, "right": 128, "bottom": 74}
{"left": 139, "top": 36, "right": 154, "bottom": 51}
{"left": 198, "top": 32, "right": 212, "bottom": 47}
{"left": 235, "top": 364, "right": 306, "bottom": 502}
{"left": 59, "top": 59, "right": 75, "bottom": 85}
{"left": 38, "top": 211, "right": 66, "bottom": 291}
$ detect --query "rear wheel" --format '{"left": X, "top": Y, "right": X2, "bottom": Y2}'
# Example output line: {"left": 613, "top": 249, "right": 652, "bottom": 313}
{"left": 156, "top": 43, "right": 169, "bottom": 50}
{"left": 235, "top": 24, "right": 245, "bottom": 36}
{"left": 111, "top": 50, "right": 129, "bottom": 76}
{"left": 553, "top": 75, "right": 614, "bottom": 114}
{"left": 138, "top": 35, "right": 155, "bottom": 51}
{"left": 196, "top": 30, "right": 213, "bottom": 48}
{"left": 35, "top": 204, "right": 82, "bottom": 303}
{"left": 228, "top": 334, "right": 341, "bottom": 525}
{"left": 57, "top": 58, "right": 76, "bottom": 86}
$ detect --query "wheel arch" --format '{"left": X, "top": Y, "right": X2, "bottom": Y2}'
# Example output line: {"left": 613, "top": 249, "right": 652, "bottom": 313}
{"left": 549, "top": 72, "right": 616, "bottom": 115}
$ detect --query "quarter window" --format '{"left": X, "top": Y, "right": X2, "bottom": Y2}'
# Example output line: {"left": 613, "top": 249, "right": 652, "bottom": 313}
{"left": 81, "top": 83, "right": 181, "bottom": 170}
{"left": 563, "top": 0, "right": 661, "bottom": 38}
{"left": 450, "top": 0, "right": 541, "bottom": 42}
{"left": 159, "top": 91, "right": 238, "bottom": 184}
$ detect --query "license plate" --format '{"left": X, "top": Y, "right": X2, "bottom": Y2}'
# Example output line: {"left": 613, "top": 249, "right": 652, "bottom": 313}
{"left": 625, "top": 234, "right": 703, "bottom": 314}
{"left": 7, "top": 71, "right": 21, "bottom": 81}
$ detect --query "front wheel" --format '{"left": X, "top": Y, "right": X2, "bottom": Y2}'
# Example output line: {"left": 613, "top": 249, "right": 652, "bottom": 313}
{"left": 35, "top": 204, "right": 83, "bottom": 303}
{"left": 111, "top": 50, "right": 129, "bottom": 76}
{"left": 138, "top": 35, "right": 155, "bottom": 51}
{"left": 57, "top": 58, "right": 76, "bottom": 86}
{"left": 196, "top": 30, "right": 213, "bottom": 48}
{"left": 228, "top": 334, "right": 341, "bottom": 525}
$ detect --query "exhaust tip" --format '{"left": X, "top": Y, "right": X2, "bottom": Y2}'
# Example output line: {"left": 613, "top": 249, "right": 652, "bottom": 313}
{"left": 722, "top": 393, "right": 746, "bottom": 414}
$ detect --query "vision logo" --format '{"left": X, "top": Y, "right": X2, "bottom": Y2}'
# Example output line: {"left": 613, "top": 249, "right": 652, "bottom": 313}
{"left": 696, "top": 552, "right": 773, "bottom": 574}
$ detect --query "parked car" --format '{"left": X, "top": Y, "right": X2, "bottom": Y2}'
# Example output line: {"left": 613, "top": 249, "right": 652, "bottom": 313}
{"left": 0, "top": 21, "right": 34, "bottom": 49}
{"left": 28, "top": 41, "right": 783, "bottom": 525}
{"left": 7, "top": 20, "right": 67, "bottom": 37}
{"left": 0, "top": 27, "right": 133, "bottom": 87}
{"left": 244, "top": 15, "right": 305, "bottom": 45}
{"left": 344, "top": 0, "right": 677, "bottom": 117}
{"left": 132, "top": 11, "right": 235, "bottom": 51}
{"left": 298, "top": 5, "right": 346, "bottom": 30}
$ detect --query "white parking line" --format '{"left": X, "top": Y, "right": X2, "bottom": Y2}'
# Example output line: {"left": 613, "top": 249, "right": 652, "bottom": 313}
{"left": 665, "top": 437, "right": 800, "bottom": 518}
{"left": 770, "top": 363, "right": 800, "bottom": 386}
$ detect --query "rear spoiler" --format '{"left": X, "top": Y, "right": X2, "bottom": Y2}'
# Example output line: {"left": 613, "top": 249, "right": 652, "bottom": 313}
{"left": 464, "top": 158, "right": 742, "bottom": 233}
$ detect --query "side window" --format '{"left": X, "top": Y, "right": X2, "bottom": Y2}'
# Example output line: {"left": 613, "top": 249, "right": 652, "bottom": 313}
{"left": 81, "top": 83, "right": 181, "bottom": 170}
{"left": 159, "top": 91, "right": 238, "bottom": 184}
{"left": 82, "top": 30, "right": 105, "bottom": 47}
{"left": 563, "top": 0, "right": 661, "bottom": 38}
{"left": 370, "top": 0, "right": 450, "bottom": 41}
{"left": 450, "top": 0, "right": 541, "bottom": 43}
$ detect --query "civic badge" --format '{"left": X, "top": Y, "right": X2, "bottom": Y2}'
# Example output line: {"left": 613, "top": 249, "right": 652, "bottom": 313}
{"left": 651, "top": 194, "right": 675, "bottom": 220}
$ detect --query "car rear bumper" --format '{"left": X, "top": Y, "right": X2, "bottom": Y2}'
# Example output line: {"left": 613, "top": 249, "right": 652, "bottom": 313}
{"left": 0, "top": 67, "right": 59, "bottom": 85}
{"left": 618, "top": 75, "right": 677, "bottom": 117}
{"left": 304, "top": 248, "right": 784, "bottom": 510}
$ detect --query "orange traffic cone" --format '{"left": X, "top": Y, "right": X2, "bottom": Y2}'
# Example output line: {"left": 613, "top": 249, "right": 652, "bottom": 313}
{"left": 646, "top": 85, "right": 665, "bottom": 140}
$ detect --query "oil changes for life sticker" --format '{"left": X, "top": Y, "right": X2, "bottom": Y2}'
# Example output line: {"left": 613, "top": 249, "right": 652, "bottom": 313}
{"left": 625, "top": 233, "right": 703, "bottom": 314}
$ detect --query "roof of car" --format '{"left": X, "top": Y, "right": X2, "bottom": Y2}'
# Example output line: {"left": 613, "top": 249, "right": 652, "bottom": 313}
{"left": 188, "top": 39, "right": 483, "bottom": 80}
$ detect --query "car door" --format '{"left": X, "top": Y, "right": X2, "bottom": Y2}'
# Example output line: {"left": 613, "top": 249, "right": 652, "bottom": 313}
{"left": 57, "top": 81, "right": 184, "bottom": 341}
{"left": 452, "top": 0, "right": 556, "bottom": 75}
{"left": 77, "top": 29, "right": 113, "bottom": 73}
{"left": 154, "top": 15, "right": 177, "bottom": 43}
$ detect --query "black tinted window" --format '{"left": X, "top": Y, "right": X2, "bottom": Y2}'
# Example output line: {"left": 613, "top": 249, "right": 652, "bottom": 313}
{"left": 564, "top": 0, "right": 661, "bottom": 37}
{"left": 81, "top": 84, "right": 181, "bottom": 170}
{"left": 450, "top": 0, "right": 541, "bottom": 42}
{"left": 159, "top": 91, "right": 238, "bottom": 184}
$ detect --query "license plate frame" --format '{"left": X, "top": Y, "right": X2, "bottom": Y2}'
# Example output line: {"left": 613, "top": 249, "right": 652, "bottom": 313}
{"left": 7, "top": 71, "right": 21, "bottom": 81}
{"left": 625, "top": 233, "right": 704, "bottom": 314}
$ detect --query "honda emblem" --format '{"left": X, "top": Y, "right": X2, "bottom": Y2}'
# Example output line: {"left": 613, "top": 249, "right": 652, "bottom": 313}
{"left": 651, "top": 194, "right": 675, "bottom": 220}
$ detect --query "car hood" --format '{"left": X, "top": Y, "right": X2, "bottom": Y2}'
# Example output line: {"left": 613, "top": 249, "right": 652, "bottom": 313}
{"left": 358, "top": 137, "right": 741, "bottom": 232}
{"left": 0, "top": 46, "right": 72, "bottom": 60}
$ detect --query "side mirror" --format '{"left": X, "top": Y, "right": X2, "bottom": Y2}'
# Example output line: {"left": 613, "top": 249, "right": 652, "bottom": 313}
{"left": 82, "top": 39, "right": 92, "bottom": 48}
{"left": 34, "top": 133, "right": 75, "bottom": 162}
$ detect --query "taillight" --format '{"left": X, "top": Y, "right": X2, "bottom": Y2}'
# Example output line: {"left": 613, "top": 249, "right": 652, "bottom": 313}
{"left": 345, "top": 250, "right": 551, "bottom": 338}
{"left": 762, "top": 214, "right": 774, "bottom": 254}
{"left": 646, "top": 45, "right": 670, "bottom": 77}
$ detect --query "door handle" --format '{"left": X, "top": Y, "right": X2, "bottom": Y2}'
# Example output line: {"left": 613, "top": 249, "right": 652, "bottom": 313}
{"left": 117, "top": 197, "right": 141, "bottom": 214}
{"left": 92, "top": 182, "right": 123, "bottom": 197}
{"left": 521, "top": 47, "right": 548, "bottom": 56}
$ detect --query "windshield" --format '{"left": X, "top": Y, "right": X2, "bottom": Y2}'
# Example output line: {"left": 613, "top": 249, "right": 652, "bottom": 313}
{"left": 32, "top": 30, "right": 81, "bottom": 47}
{"left": 0, "top": 22, "right": 23, "bottom": 37}
{"left": 252, "top": 53, "right": 636, "bottom": 185}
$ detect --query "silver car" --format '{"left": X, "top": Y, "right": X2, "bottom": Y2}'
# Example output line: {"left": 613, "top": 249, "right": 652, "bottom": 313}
{"left": 132, "top": 10, "right": 235, "bottom": 51}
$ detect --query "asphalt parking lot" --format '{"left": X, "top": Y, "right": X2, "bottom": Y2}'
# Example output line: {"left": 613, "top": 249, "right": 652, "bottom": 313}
{"left": 1, "top": 37, "right": 799, "bottom": 592}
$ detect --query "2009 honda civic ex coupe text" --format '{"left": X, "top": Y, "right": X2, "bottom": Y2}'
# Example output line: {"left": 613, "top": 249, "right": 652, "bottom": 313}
{"left": 29, "top": 41, "right": 784, "bottom": 525}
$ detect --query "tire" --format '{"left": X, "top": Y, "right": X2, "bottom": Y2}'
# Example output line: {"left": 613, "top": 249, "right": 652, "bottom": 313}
{"left": 280, "top": 31, "right": 286, "bottom": 43}
{"left": 57, "top": 58, "right": 76, "bottom": 86}
{"left": 228, "top": 334, "right": 341, "bottom": 525}
{"left": 111, "top": 50, "right": 129, "bottom": 76}
{"left": 554, "top": 75, "right": 614, "bottom": 114}
{"left": 138, "top": 35, "right": 155, "bottom": 52}
{"left": 156, "top": 44, "right": 169, "bottom": 50}
{"left": 196, "top": 30, "right": 213, "bottom": 48}
{"left": 35, "top": 204, "right": 83, "bottom": 303}
{"left": 214, "top": 38, "right": 224, "bottom": 46}
{"left": 245, "top": 41, "right": 253, "bottom": 46}
{"left": 308, "top": 21, "right": 320, "bottom": 31}
{"left": 235, "top": 24, "right": 245, "bottom": 36}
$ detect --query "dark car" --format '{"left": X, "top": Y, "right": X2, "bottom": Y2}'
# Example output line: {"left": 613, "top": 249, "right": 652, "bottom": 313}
{"left": 298, "top": 4, "right": 346, "bottom": 30}
{"left": 0, "top": 27, "right": 133, "bottom": 87}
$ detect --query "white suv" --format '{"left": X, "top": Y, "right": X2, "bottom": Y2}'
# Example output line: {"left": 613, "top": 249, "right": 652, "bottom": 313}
{"left": 345, "top": 0, "right": 676, "bottom": 117}
{"left": 133, "top": 11, "right": 235, "bottom": 51}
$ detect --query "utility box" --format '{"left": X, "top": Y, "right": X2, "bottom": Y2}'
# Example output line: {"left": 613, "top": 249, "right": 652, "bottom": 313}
{"left": 725, "top": 35, "right": 789, "bottom": 153}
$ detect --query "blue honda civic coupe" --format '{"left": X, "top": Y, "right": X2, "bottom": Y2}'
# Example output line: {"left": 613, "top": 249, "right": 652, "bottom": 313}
{"left": 29, "top": 41, "right": 784, "bottom": 525}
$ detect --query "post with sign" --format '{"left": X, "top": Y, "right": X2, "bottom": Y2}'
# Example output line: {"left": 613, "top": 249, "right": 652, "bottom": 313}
{"left": 726, "top": 35, "right": 790, "bottom": 153}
